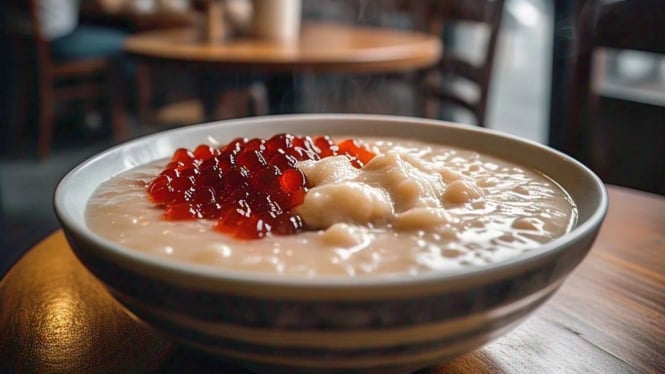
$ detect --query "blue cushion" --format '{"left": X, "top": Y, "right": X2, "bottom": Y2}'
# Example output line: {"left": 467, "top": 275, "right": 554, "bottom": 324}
{"left": 51, "top": 25, "right": 127, "bottom": 61}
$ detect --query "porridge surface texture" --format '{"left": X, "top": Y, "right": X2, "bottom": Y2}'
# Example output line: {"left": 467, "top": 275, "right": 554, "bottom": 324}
{"left": 86, "top": 137, "right": 577, "bottom": 277}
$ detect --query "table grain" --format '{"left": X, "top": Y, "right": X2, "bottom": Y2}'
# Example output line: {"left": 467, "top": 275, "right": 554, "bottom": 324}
{"left": 1, "top": 185, "right": 663, "bottom": 373}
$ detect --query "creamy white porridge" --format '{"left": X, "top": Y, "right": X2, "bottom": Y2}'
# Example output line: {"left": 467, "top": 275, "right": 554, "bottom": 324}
{"left": 86, "top": 137, "right": 577, "bottom": 277}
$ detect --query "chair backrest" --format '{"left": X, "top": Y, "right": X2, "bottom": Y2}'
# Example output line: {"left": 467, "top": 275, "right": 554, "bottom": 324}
{"left": 553, "top": 0, "right": 665, "bottom": 194}
{"left": 6, "top": 0, "right": 53, "bottom": 76}
{"left": 415, "top": 0, "right": 505, "bottom": 126}
{"left": 7, "top": 0, "right": 48, "bottom": 42}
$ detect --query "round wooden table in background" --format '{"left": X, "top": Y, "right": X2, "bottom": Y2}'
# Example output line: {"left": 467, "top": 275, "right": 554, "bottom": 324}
{"left": 1, "top": 185, "right": 663, "bottom": 373}
{"left": 124, "top": 22, "right": 442, "bottom": 73}
{"left": 124, "top": 22, "right": 442, "bottom": 121}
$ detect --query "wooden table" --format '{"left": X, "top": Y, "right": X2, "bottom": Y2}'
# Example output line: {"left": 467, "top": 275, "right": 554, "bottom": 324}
{"left": 124, "top": 22, "right": 442, "bottom": 120}
{"left": 125, "top": 22, "right": 441, "bottom": 73}
{"left": 1, "top": 185, "right": 663, "bottom": 373}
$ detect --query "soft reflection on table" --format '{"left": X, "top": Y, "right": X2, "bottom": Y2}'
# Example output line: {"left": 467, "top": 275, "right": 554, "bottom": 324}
{"left": 1, "top": 186, "right": 664, "bottom": 373}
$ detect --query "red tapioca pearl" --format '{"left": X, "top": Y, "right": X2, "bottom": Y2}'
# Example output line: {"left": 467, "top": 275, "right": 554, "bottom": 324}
{"left": 356, "top": 149, "right": 376, "bottom": 164}
{"left": 299, "top": 146, "right": 322, "bottom": 161}
{"left": 170, "top": 172, "right": 195, "bottom": 192}
{"left": 199, "top": 202, "right": 223, "bottom": 219}
{"left": 302, "top": 136, "right": 321, "bottom": 154}
{"left": 159, "top": 167, "right": 180, "bottom": 179}
{"left": 290, "top": 136, "right": 306, "bottom": 149}
{"left": 265, "top": 133, "right": 293, "bottom": 153}
{"left": 279, "top": 168, "right": 306, "bottom": 193}
{"left": 147, "top": 179, "right": 167, "bottom": 195}
{"left": 350, "top": 158, "right": 366, "bottom": 169}
{"left": 165, "top": 160, "right": 189, "bottom": 171}
{"left": 337, "top": 139, "right": 375, "bottom": 167}
{"left": 248, "top": 191, "right": 283, "bottom": 216}
{"left": 147, "top": 178, "right": 172, "bottom": 203}
{"left": 271, "top": 189, "right": 305, "bottom": 210}
{"left": 197, "top": 157, "right": 218, "bottom": 170}
{"left": 175, "top": 162, "right": 196, "bottom": 173}
{"left": 243, "top": 138, "right": 266, "bottom": 153}
{"left": 214, "top": 209, "right": 243, "bottom": 235}
{"left": 236, "top": 149, "right": 268, "bottom": 171}
{"left": 249, "top": 165, "right": 282, "bottom": 191}
{"left": 289, "top": 188, "right": 306, "bottom": 207}
{"left": 336, "top": 139, "right": 355, "bottom": 154}
{"left": 220, "top": 188, "right": 249, "bottom": 206}
{"left": 235, "top": 216, "right": 271, "bottom": 239}
{"left": 164, "top": 203, "right": 199, "bottom": 220}
{"left": 234, "top": 198, "right": 253, "bottom": 218}
{"left": 216, "top": 151, "right": 236, "bottom": 170}
{"left": 269, "top": 152, "right": 298, "bottom": 170}
{"left": 171, "top": 148, "right": 195, "bottom": 164}
{"left": 197, "top": 165, "right": 223, "bottom": 187}
{"left": 222, "top": 166, "right": 250, "bottom": 190}
{"left": 271, "top": 213, "right": 304, "bottom": 235}
{"left": 190, "top": 187, "right": 216, "bottom": 205}
{"left": 314, "top": 136, "right": 336, "bottom": 157}
{"left": 269, "top": 190, "right": 290, "bottom": 210}
{"left": 283, "top": 147, "right": 307, "bottom": 161}
{"left": 223, "top": 137, "right": 248, "bottom": 154}
{"left": 149, "top": 174, "right": 169, "bottom": 189}
{"left": 194, "top": 145, "right": 220, "bottom": 160}
{"left": 186, "top": 167, "right": 201, "bottom": 182}
{"left": 182, "top": 187, "right": 194, "bottom": 201}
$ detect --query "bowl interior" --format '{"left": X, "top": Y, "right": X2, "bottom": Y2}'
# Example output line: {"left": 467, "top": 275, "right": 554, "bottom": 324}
{"left": 55, "top": 114, "right": 607, "bottom": 285}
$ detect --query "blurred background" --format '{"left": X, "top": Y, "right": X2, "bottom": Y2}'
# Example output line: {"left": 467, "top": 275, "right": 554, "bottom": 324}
{"left": 1, "top": 0, "right": 664, "bottom": 275}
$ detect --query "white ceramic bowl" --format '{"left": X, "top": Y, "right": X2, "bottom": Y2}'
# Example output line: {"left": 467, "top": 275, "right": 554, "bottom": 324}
{"left": 55, "top": 114, "right": 607, "bottom": 374}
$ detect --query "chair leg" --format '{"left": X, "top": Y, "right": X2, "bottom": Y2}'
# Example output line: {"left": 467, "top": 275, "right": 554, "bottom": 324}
{"left": 109, "top": 64, "right": 129, "bottom": 142}
{"left": 248, "top": 82, "right": 268, "bottom": 116}
{"left": 424, "top": 97, "right": 439, "bottom": 119}
{"left": 12, "top": 40, "right": 30, "bottom": 143}
{"left": 136, "top": 62, "right": 153, "bottom": 125}
{"left": 196, "top": 71, "right": 220, "bottom": 122}
{"left": 588, "top": 94, "right": 609, "bottom": 180}
{"left": 37, "top": 85, "right": 55, "bottom": 159}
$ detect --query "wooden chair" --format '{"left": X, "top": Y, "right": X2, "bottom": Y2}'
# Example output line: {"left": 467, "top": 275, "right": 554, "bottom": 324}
{"left": 7, "top": 0, "right": 128, "bottom": 159}
{"left": 407, "top": 0, "right": 506, "bottom": 126}
{"left": 551, "top": 0, "right": 665, "bottom": 194}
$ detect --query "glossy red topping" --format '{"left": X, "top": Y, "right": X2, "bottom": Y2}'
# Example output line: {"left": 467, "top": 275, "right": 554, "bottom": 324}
{"left": 147, "top": 134, "right": 376, "bottom": 239}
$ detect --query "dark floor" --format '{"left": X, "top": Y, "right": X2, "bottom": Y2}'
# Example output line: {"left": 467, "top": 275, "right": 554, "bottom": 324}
{"left": 0, "top": 121, "right": 119, "bottom": 276}
{"left": 0, "top": 97, "right": 191, "bottom": 273}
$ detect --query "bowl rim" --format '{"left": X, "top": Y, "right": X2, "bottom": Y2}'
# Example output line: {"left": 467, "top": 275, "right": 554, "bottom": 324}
{"left": 54, "top": 113, "right": 609, "bottom": 289}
